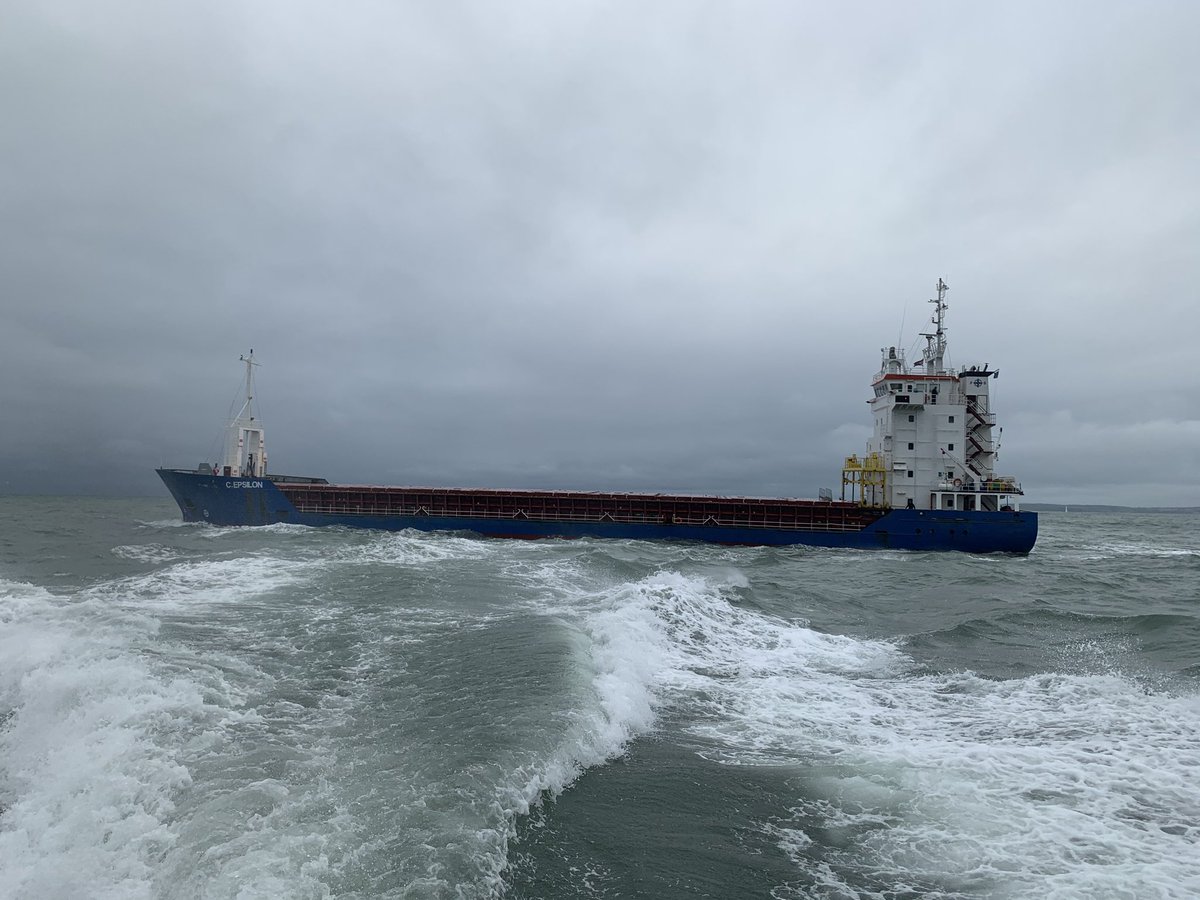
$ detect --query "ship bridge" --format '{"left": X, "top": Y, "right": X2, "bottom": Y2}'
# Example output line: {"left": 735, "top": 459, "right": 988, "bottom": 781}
{"left": 846, "top": 278, "right": 1021, "bottom": 513}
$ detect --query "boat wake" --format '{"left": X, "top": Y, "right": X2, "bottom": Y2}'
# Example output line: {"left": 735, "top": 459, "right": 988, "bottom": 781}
{"left": 569, "top": 568, "right": 1200, "bottom": 899}
{"left": 3, "top": 529, "right": 1197, "bottom": 899}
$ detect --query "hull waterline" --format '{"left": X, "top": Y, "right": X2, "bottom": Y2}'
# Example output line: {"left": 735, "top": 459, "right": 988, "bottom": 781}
{"left": 156, "top": 469, "right": 1038, "bottom": 553}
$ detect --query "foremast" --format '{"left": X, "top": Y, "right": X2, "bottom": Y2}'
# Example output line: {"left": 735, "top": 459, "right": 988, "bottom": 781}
{"left": 222, "top": 350, "right": 267, "bottom": 478}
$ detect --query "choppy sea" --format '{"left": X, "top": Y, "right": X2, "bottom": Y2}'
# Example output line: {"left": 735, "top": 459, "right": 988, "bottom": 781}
{"left": 1, "top": 497, "right": 1198, "bottom": 900}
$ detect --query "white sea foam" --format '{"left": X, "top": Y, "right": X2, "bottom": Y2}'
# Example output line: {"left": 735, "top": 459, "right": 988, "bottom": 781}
{"left": 152, "top": 772, "right": 351, "bottom": 900}
{"left": 180, "top": 521, "right": 313, "bottom": 540}
{"left": 1093, "top": 542, "right": 1200, "bottom": 558}
{"left": 0, "top": 579, "right": 263, "bottom": 900}
{"left": 328, "top": 529, "right": 498, "bottom": 567}
{"left": 9, "top": 531, "right": 1194, "bottom": 899}
{"left": 1060, "top": 538, "right": 1200, "bottom": 562}
{"left": 431, "top": 568, "right": 676, "bottom": 895}
{"left": 327, "top": 565, "right": 719, "bottom": 896}
{"left": 83, "top": 555, "right": 310, "bottom": 612}
{"left": 0, "top": 569, "right": 366, "bottom": 900}
{"left": 112, "top": 543, "right": 186, "bottom": 563}
{"left": 0, "top": 538, "right": 566, "bottom": 899}
{"left": 592, "top": 573, "right": 1200, "bottom": 898}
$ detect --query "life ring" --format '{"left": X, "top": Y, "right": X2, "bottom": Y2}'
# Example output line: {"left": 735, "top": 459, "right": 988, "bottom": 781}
{"left": 953, "top": 478, "right": 963, "bottom": 488}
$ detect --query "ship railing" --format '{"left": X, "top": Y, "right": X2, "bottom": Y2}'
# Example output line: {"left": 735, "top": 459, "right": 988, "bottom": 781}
{"left": 281, "top": 501, "right": 872, "bottom": 532}
{"left": 937, "top": 478, "right": 1023, "bottom": 494}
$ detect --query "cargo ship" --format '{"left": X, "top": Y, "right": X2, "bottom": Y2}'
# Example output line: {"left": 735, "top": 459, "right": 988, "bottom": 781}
{"left": 157, "top": 279, "right": 1037, "bottom": 553}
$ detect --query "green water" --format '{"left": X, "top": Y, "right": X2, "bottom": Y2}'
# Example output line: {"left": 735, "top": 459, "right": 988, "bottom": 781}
{"left": 1, "top": 498, "right": 1197, "bottom": 898}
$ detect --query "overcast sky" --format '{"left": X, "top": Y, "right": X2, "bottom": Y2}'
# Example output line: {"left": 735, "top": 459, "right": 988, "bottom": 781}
{"left": 2, "top": 0, "right": 1197, "bottom": 506}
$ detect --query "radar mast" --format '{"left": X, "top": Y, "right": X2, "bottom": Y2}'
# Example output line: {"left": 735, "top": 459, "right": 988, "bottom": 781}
{"left": 921, "top": 277, "right": 950, "bottom": 374}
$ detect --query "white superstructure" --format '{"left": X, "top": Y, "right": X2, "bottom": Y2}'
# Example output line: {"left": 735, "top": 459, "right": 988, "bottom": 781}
{"left": 842, "top": 279, "right": 1022, "bottom": 512}
{"left": 220, "top": 350, "right": 267, "bottom": 478}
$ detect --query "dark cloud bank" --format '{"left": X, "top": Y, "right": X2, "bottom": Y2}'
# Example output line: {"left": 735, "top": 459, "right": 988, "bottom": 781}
{"left": 2, "top": 1, "right": 1197, "bottom": 506}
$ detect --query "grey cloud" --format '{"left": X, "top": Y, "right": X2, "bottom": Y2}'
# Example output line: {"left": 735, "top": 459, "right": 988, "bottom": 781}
{"left": 2, "top": 1, "right": 1198, "bottom": 505}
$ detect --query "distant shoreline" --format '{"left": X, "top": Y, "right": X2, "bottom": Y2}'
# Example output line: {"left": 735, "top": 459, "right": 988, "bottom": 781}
{"left": 1024, "top": 503, "right": 1200, "bottom": 514}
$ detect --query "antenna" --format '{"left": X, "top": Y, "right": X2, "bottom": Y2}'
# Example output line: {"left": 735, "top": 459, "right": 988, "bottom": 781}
{"left": 920, "top": 277, "right": 950, "bottom": 374}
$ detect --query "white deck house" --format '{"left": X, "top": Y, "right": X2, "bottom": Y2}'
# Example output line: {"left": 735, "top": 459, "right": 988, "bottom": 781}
{"left": 842, "top": 279, "right": 1022, "bottom": 512}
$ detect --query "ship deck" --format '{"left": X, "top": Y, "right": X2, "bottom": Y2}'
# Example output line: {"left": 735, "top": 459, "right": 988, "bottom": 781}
{"left": 275, "top": 484, "right": 884, "bottom": 533}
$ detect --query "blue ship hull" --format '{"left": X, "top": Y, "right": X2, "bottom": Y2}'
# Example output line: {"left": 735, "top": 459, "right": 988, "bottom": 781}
{"left": 156, "top": 469, "right": 1038, "bottom": 553}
